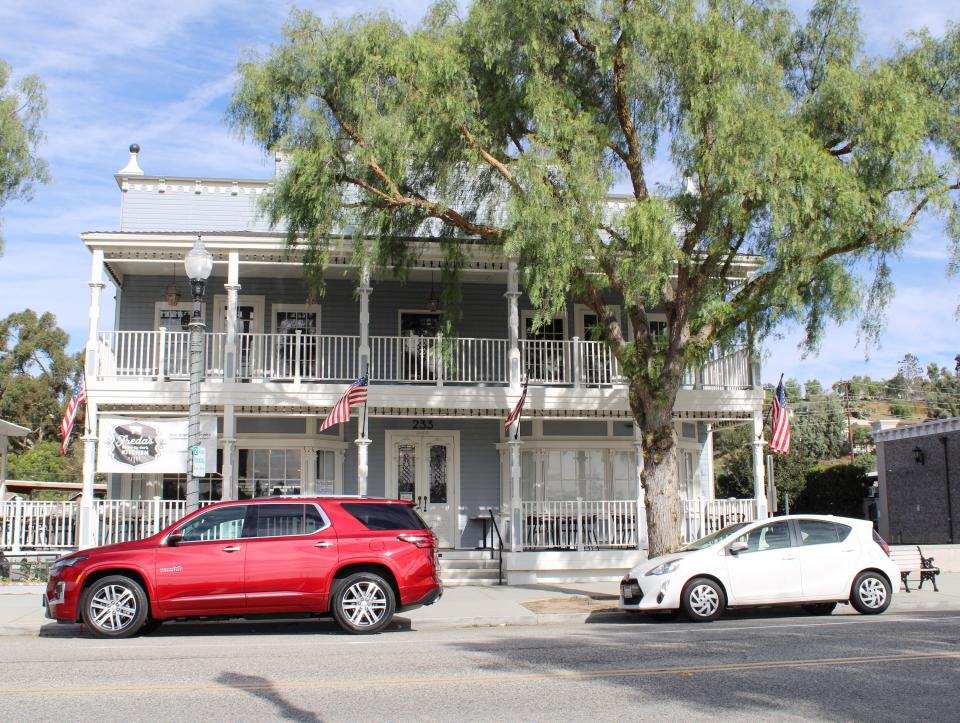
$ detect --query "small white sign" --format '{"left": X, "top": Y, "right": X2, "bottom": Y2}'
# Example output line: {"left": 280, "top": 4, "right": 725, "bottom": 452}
{"left": 192, "top": 446, "right": 207, "bottom": 477}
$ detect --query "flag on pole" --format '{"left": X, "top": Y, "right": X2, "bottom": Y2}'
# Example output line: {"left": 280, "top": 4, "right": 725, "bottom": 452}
{"left": 319, "top": 374, "right": 368, "bottom": 432}
{"left": 60, "top": 375, "right": 87, "bottom": 455}
{"left": 504, "top": 383, "right": 528, "bottom": 436}
{"left": 769, "top": 377, "right": 790, "bottom": 455}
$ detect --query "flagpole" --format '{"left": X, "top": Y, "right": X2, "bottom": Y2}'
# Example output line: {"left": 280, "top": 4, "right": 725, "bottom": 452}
{"left": 355, "top": 364, "right": 371, "bottom": 497}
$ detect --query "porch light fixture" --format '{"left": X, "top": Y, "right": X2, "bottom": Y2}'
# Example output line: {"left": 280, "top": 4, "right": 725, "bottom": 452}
{"left": 184, "top": 235, "right": 214, "bottom": 514}
{"left": 427, "top": 271, "right": 440, "bottom": 313}
{"left": 163, "top": 262, "right": 181, "bottom": 307}
{"left": 913, "top": 445, "right": 925, "bottom": 465}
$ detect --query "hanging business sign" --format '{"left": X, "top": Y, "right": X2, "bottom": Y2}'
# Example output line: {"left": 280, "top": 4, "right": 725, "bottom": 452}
{"left": 97, "top": 416, "right": 217, "bottom": 474}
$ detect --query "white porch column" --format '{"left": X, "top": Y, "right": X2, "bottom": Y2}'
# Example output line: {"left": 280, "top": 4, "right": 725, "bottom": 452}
{"left": 699, "top": 423, "right": 714, "bottom": 500}
{"left": 221, "top": 405, "right": 236, "bottom": 500}
{"left": 505, "top": 261, "right": 521, "bottom": 390}
{"left": 634, "top": 427, "right": 647, "bottom": 549}
{"left": 79, "top": 250, "right": 105, "bottom": 550}
{"left": 302, "top": 447, "right": 318, "bottom": 496}
{"left": 224, "top": 252, "right": 240, "bottom": 380}
{"left": 751, "top": 411, "right": 768, "bottom": 519}
{"left": 356, "top": 267, "right": 372, "bottom": 495}
{"left": 0, "top": 435, "right": 8, "bottom": 501}
{"left": 509, "top": 438, "right": 523, "bottom": 551}
{"left": 78, "top": 428, "right": 99, "bottom": 550}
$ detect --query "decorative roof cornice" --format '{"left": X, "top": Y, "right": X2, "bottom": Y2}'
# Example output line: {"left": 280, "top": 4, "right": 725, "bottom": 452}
{"left": 872, "top": 417, "right": 960, "bottom": 442}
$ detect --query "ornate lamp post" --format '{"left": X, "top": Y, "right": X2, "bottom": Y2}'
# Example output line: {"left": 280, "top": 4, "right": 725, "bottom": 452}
{"left": 184, "top": 235, "right": 213, "bottom": 512}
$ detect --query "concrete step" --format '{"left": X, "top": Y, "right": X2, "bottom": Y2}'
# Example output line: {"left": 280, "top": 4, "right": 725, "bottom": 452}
{"left": 442, "top": 578, "right": 502, "bottom": 587}
{"left": 439, "top": 559, "right": 500, "bottom": 571}
{"left": 438, "top": 549, "right": 499, "bottom": 561}
{"left": 439, "top": 568, "right": 500, "bottom": 580}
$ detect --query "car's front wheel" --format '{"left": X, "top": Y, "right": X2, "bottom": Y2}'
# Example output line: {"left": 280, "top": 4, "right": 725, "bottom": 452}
{"left": 81, "top": 575, "right": 148, "bottom": 638}
{"left": 850, "top": 571, "right": 891, "bottom": 615}
{"left": 680, "top": 577, "right": 726, "bottom": 622}
{"left": 331, "top": 572, "right": 396, "bottom": 634}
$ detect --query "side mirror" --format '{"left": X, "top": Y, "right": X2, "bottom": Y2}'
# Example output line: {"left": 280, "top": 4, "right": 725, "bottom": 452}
{"left": 729, "top": 540, "right": 748, "bottom": 556}
{"left": 167, "top": 532, "right": 184, "bottom": 546}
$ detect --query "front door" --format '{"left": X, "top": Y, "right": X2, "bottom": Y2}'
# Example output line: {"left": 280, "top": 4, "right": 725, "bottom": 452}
{"left": 387, "top": 431, "right": 458, "bottom": 547}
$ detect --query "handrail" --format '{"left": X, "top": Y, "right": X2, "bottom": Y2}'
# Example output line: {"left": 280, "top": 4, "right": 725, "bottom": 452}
{"left": 488, "top": 508, "right": 504, "bottom": 585}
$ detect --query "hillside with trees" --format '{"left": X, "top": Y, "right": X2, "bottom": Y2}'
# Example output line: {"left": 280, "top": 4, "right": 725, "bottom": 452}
{"left": 715, "top": 352, "right": 960, "bottom": 516}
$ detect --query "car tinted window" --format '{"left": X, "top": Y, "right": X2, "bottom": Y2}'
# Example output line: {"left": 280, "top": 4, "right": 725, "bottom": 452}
{"left": 179, "top": 506, "right": 248, "bottom": 542}
{"left": 254, "top": 504, "right": 311, "bottom": 537}
{"left": 342, "top": 503, "right": 428, "bottom": 531}
{"left": 305, "top": 504, "right": 327, "bottom": 533}
{"left": 732, "top": 521, "right": 792, "bottom": 553}
{"left": 798, "top": 520, "right": 850, "bottom": 546}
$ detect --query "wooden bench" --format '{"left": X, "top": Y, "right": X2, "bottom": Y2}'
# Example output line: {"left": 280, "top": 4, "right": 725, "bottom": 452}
{"left": 890, "top": 546, "right": 941, "bottom": 592}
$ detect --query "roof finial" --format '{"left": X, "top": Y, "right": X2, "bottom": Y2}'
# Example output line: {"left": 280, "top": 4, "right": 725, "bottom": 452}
{"left": 118, "top": 143, "right": 144, "bottom": 176}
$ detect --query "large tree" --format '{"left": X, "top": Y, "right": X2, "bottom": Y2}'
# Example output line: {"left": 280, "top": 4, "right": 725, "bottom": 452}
{"left": 230, "top": 0, "right": 960, "bottom": 555}
{"left": 0, "top": 59, "right": 48, "bottom": 253}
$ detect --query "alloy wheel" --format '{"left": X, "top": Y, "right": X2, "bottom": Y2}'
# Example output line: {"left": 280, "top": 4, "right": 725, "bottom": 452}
{"left": 88, "top": 584, "right": 138, "bottom": 632}
{"left": 340, "top": 581, "right": 388, "bottom": 628}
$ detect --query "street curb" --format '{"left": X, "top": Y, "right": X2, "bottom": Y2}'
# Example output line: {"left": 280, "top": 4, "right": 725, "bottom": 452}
{"left": 0, "top": 584, "right": 45, "bottom": 595}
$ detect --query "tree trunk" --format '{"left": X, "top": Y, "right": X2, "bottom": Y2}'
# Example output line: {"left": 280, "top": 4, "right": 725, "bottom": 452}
{"left": 641, "top": 420, "right": 682, "bottom": 558}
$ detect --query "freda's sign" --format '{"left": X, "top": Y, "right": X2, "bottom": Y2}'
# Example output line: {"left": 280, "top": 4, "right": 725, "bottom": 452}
{"left": 97, "top": 416, "right": 217, "bottom": 473}
{"left": 110, "top": 423, "right": 162, "bottom": 466}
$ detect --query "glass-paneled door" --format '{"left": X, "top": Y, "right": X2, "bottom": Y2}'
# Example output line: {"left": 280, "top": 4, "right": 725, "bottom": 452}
{"left": 387, "top": 432, "right": 458, "bottom": 547}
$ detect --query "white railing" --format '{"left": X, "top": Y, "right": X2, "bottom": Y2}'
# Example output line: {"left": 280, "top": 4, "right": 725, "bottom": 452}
{"left": 236, "top": 333, "right": 358, "bottom": 382}
{"left": 680, "top": 498, "right": 756, "bottom": 543}
{"left": 0, "top": 499, "right": 77, "bottom": 551}
{"left": 370, "top": 336, "right": 509, "bottom": 384}
{"left": 95, "top": 331, "right": 752, "bottom": 390}
{"left": 94, "top": 499, "right": 200, "bottom": 546}
{"left": 520, "top": 499, "right": 639, "bottom": 550}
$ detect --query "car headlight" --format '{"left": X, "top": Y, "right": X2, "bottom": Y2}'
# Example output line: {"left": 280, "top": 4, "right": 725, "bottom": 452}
{"left": 645, "top": 559, "right": 681, "bottom": 576}
{"left": 50, "top": 555, "right": 88, "bottom": 574}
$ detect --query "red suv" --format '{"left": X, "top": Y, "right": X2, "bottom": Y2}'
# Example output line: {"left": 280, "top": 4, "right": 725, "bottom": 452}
{"left": 44, "top": 498, "right": 441, "bottom": 637}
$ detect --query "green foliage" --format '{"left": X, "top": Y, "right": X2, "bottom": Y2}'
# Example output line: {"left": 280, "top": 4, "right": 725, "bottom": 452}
{"left": 230, "top": 1, "right": 960, "bottom": 552}
{"left": 888, "top": 400, "right": 913, "bottom": 418}
{"left": 0, "top": 59, "right": 49, "bottom": 252}
{"left": 0, "top": 309, "right": 81, "bottom": 447}
{"left": 793, "top": 463, "right": 870, "bottom": 518}
{"left": 6, "top": 441, "right": 80, "bottom": 483}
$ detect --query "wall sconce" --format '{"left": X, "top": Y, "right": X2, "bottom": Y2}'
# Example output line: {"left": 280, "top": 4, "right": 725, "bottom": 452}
{"left": 913, "top": 446, "right": 925, "bottom": 465}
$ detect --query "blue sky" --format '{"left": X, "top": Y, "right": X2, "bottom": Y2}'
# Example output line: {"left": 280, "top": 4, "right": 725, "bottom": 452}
{"left": 0, "top": 0, "right": 957, "bottom": 388}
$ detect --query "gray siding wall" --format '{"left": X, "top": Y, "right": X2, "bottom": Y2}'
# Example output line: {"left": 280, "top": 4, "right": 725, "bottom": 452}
{"left": 117, "top": 273, "right": 624, "bottom": 339}
{"left": 120, "top": 187, "right": 273, "bottom": 232}
{"left": 881, "top": 431, "right": 960, "bottom": 544}
{"left": 342, "top": 417, "right": 502, "bottom": 548}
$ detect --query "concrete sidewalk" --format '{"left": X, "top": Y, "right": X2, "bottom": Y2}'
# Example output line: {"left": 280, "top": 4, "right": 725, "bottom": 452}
{"left": 1, "top": 574, "right": 957, "bottom": 638}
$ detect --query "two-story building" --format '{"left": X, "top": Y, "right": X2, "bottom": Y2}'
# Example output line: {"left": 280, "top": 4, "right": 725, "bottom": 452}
{"left": 69, "top": 145, "right": 769, "bottom": 583}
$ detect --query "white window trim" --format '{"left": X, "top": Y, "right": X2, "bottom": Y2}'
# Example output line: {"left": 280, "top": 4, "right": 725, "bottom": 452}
{"left": 573, "top": 304, "right": 621, "bottom": 340}
{"left": 154, "top": 301, "right": 203, "bottom": 330}
{"left": 397, "top": 308, "right": 442, "bottom": 336}
{"left": 212, "top": 294, "right": 265, "bottom": 334}
{"left": 271, "top": 303, "right": 322, "bottom": 334}
{"left": 521, "top": 310, "right": 567, "bottom": 340}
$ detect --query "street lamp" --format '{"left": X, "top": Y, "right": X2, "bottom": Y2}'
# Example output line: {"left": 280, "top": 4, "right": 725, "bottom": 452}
{"left": 184, "top": 235, "right": 213, "bottom": 513}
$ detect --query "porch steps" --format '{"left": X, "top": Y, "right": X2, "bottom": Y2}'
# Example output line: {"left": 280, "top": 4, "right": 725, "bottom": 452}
{"left": 439, "top": 550, "right": 502, "bottom": 586}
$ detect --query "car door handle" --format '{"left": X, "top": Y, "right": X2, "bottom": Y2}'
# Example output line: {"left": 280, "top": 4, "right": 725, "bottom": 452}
{"left": 313, "top": 541, "right": 335, "bottom": 548}
{"left": 222, "top": 545, "right": 241, "bottom": 552}
{"left": 781, "top": 554, "right": 797, "bottom": 560}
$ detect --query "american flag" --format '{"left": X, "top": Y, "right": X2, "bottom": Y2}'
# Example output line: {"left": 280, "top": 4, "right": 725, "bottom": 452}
{"left": 504, "top": 383, "right": 528, "bottom": 435}
{"left": 319, "top": 374, "right": 368, "bottom": 432}
{"left": 60, "top": 375, "right": 86, "bottom": 455}
{"left": 769, "top": 377, "right": 790, "bottom": 455}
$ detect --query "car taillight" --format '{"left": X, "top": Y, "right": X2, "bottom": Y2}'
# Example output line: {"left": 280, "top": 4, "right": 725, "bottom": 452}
{"left": 397, "top": 534, "right": 434, "bottom": 549}
{"left": 872, "top": 530, "right": 890, "bottom": 556}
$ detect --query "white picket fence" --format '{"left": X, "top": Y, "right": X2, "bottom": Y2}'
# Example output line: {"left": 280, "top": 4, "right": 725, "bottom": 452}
{"left": 680, "top": 498, "right": 756, "bottom": 542}
{"left": 0, "top": 499, "right": 215, "bottom": 552}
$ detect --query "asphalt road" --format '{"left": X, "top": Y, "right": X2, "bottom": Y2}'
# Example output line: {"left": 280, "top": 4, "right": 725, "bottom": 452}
{"left": 2, "top": 610, "right": 959, "bottom": 722}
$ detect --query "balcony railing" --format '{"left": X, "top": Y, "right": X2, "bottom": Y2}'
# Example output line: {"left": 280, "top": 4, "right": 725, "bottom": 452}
{"left": 680, "top": 498, "right": 756, "bottom": 542}
{"left": 95, "top": 331, "right": 753, "bottom": 389}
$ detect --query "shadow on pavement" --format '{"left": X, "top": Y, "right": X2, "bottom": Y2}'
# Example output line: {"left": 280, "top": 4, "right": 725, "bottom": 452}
{"left": 216, "top": 672, "right": 322, "bottom": 722}
{"left": 40, "top": 616, "right": 412, "bottom": 639}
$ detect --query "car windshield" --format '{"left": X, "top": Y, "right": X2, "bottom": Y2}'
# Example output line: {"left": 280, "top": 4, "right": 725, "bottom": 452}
{"left": 681, "top": 522, "right": 753, "bottom": 551}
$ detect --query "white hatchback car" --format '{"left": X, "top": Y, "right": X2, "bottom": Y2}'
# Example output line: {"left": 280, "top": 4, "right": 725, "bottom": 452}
{"left": 619, "top": 514, "right": 900, "bottom": 622}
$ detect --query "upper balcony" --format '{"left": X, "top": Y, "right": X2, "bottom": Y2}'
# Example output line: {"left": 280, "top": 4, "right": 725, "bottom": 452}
{"left": 95, "top": 329, "right": 754, "bottom": 390}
